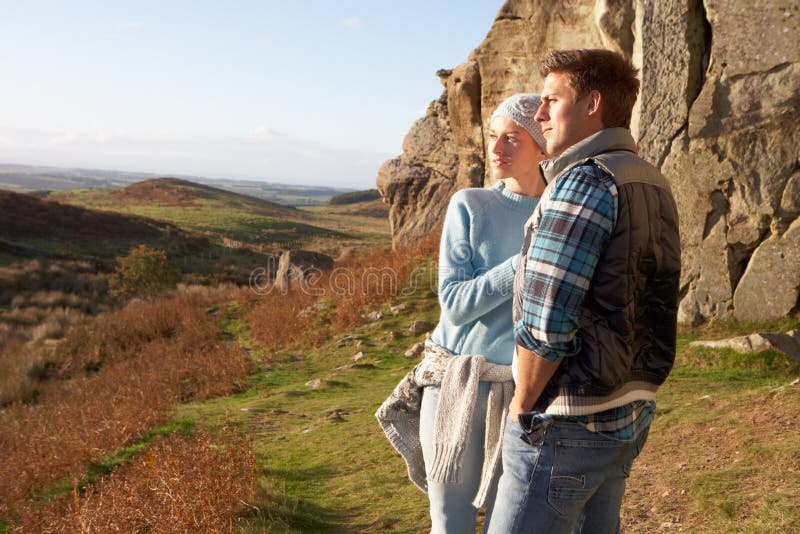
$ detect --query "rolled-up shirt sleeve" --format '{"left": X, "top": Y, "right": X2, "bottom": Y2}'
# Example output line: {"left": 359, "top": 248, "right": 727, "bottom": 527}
{"left": 514, "top": 166, "right": 617, "bottom": 362}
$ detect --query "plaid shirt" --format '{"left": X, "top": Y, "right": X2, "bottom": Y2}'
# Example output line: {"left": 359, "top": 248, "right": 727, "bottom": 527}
{"left": 514, "top": 163, "right": 652, "bottom": 441}
{"left": 514, "top": 163, "right": 617, "bottom": 360}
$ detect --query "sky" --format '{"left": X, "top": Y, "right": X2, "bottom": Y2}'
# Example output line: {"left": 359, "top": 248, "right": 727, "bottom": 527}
{"left": 0, "top": 1, "right": 504, "bottom": 189}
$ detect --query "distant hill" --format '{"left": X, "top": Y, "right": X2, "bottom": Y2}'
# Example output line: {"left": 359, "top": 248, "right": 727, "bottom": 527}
{"left": 0, "top": 163, "right": 354, "bottom": 206}
{"left": 0, "top": 190, "right": 207, "bottom": 264}
{"left": 0, "top": 190, "right": 192, "bottom": 241}
{"left": 115, "top": 178, "right": 295, "bottom": 216}
{"left": 328, "top": 189, "right": 382, "bottom": 205}
{"left": 44, "top": 178, "right": 350, "bottom": 258}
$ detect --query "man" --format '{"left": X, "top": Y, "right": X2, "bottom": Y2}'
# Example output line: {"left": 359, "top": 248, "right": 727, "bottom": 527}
{"left": 488, "top": 49, "right": 681, "bottom": 533}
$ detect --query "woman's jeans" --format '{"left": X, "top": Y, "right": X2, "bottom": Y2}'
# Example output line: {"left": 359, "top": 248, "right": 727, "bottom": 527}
{"left": 487, "top": 414, "right": 650, "bottom": 534}
{"left": 420, "top": 386, "right": 496, "bottom": 533}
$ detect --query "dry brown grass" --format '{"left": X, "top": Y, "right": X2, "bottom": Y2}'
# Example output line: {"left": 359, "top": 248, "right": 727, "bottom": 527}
{"left": 0, "top": 259, "right": 113, "bottom": 405}
{"left": 0, "top": 293, "right": 255, "bottom": 513}
{"left": 13, "top": 429, "right": 255, "bottom": 533}
{"left": 0, "top": 260, "right": 107, "bottom": 307}
{"left": 1, "top": 228, "right": 442, "bottom": 530}
{"left": 248, "top": 229, "right": 440, "bottom": 351}
{"left": 0, "top": 307, "right": 88, "bottom": 406}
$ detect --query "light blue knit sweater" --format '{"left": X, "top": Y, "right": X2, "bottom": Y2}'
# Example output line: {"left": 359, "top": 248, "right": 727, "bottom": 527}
{"left": 430, "top": 181, "right": 540, "bottom": 376}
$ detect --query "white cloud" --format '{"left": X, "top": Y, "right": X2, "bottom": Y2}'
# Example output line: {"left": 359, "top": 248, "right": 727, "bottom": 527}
{"left": 341, "top": 16, "right": 363, "bottom": 30}
{"left": 48, "top": 131, "right": 78, "bottom": 146}
{"left": 250, "top": 126, "right": 280, "bottom": 142}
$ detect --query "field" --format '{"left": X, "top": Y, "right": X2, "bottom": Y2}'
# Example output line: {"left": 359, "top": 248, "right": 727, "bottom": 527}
{"left": 0, "top": 180, "right": 797, "bottom": 532}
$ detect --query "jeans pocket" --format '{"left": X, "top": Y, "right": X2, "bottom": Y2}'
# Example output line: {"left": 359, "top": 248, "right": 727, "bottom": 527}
{"left": 547, "top": 436, "right": 627, "bottom": 516}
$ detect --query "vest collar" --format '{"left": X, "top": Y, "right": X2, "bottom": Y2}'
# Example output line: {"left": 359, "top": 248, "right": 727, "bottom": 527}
{"left": 539, "top": 127, "right": 638, "bottom": 184}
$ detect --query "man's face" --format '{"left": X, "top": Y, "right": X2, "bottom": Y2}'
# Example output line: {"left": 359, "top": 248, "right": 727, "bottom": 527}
{"left": 535, "top": 72, "right": 601, "bottom": 157}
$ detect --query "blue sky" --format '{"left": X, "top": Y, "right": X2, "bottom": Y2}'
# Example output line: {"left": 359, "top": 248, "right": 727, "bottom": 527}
{"left": 0, "top": 1, "right": 504, "bottom": 189}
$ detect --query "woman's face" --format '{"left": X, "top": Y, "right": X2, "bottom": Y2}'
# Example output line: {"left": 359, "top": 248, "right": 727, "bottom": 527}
{"left": 488, "top": 116, "right": 546, "bottom": 182}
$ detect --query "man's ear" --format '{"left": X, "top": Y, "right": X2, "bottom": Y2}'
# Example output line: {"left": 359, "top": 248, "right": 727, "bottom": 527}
{"left": 586, "top": 90, "right": 602, "bottom": 117}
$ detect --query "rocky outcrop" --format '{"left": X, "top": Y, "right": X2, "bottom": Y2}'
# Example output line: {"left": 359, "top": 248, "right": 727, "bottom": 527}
{"left": 274, "top": 250, "right": 334, "bottom": 294}
{"left": 376, "top": 0, "right": 800, "bottom": 324}
{"left": 376, "top": 95, "right": 459, "bottom": 246}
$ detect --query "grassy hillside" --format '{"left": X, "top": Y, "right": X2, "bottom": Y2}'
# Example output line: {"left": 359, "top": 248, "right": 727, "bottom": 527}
{"left": 46, "top": 178, "right": 381, "bottom": 257}
{"left": 0, "top": 187, "right": 271, "bottom": 290}
{"left": 2, "top": 227, "right": 798, "bottom": 532}
{"left": 328, "top": 188, "right": 382, "bottom": 205}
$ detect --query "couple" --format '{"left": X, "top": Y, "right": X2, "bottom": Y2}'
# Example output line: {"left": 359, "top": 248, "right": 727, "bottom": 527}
{"left": 377, "top": 48, "right": 681, "bottom": 533}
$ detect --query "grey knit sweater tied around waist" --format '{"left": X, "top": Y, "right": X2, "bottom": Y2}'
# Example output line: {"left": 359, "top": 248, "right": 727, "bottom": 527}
{"left": 375, "top": 340, "right": 514, "bottom": 508}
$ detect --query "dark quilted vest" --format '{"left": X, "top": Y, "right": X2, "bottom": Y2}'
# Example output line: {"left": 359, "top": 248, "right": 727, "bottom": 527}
{"left": 524, "top": 129, "right": 681, "bottom": 409}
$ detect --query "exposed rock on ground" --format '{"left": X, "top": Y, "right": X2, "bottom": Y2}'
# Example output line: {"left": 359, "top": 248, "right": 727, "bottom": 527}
{"left": 690, "top": 330, "right": 800, "bottom": 361}
{"left": 274, "top": 250, "right": 334, "bottom": 294}
{"left": 408, "top": 321, "right": 434, "bottom": 334}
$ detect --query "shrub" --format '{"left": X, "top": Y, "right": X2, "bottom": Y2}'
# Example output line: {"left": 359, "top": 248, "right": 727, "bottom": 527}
{"left": 108, "top": 245, "right": 181, "bottom": 299}
{"left": 12, "top": 429, "right": 255, "bottom": 533}
{"left": 0, "top": 293, "right": 255, "bottom": 510}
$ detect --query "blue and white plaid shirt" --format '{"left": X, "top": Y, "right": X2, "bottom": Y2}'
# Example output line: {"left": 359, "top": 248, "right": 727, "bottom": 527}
{"left": 514, "top": 163, "right": 653, "bottom": 441}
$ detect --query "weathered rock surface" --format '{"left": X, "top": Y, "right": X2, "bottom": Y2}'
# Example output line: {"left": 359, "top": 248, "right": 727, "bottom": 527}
{"left": 365, "top": 310, "right": 384, "bottom": 322}
{"left": 734, "top": 218, "right": 800, "bottom": 321}
{"left": 376, "top": 97, "right": 459, "bottom": 247}
{"left": 274, "top": 250, "right": 334, "bottom": 294}
{"left": 377, "top": 0, "right": 800, "bottom": 323}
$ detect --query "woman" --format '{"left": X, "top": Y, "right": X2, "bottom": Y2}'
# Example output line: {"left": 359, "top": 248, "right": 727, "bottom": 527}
{"left": 376, "top": 93, "right": 548, "bottom": 533}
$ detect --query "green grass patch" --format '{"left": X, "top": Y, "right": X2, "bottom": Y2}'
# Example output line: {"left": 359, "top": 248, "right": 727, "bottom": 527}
{"left": 115, "top": 205, "right": 347, "bottom": 246}
{"left": 174, "top": 291, "right": 440, "bottom": 531}
{"left": 50, "top": 188, "right": 350, "bottom": 249}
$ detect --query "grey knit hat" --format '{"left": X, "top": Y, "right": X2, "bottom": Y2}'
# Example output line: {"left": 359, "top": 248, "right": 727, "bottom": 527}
{"left": 490, "top": 93, "right": 546, "bottom": 151}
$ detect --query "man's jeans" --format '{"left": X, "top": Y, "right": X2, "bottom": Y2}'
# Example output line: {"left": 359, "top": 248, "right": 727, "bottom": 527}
{"left": 487, "top": 414, "right": 649, "bottom": 534}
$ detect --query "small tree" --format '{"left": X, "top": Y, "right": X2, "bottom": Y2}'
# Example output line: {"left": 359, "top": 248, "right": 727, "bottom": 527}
{"left": 108, "top": 245, "right": 181, "bottom": 299}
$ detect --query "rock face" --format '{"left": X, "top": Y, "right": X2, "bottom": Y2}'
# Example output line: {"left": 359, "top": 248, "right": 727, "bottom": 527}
{"left": 274, "top": 250, "right": 334, "bottom": 294}
{"left": 376, "top": 0, "right": 800, "bottom": 324}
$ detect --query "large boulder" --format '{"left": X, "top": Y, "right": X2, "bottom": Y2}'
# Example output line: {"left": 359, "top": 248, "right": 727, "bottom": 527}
{"left": 376, "top": 0, "right": 800, "bottom": 323}
{"left": 733, "top": 217, "right": 800, "bottom": 322}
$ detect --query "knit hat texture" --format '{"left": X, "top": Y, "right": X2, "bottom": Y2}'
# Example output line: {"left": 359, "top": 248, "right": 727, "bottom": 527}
{"left": 490, "top": 93, "right": 546, "bottom": 151}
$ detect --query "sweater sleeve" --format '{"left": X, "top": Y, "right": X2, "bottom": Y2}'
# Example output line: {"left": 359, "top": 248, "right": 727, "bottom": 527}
{"left": 437, "top": 194, "right": 518, "bottom": 326}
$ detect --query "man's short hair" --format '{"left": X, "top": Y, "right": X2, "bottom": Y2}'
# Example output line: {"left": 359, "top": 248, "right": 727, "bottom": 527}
{"left": 538, "top": 49, "right": 640, "bottom": 129}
